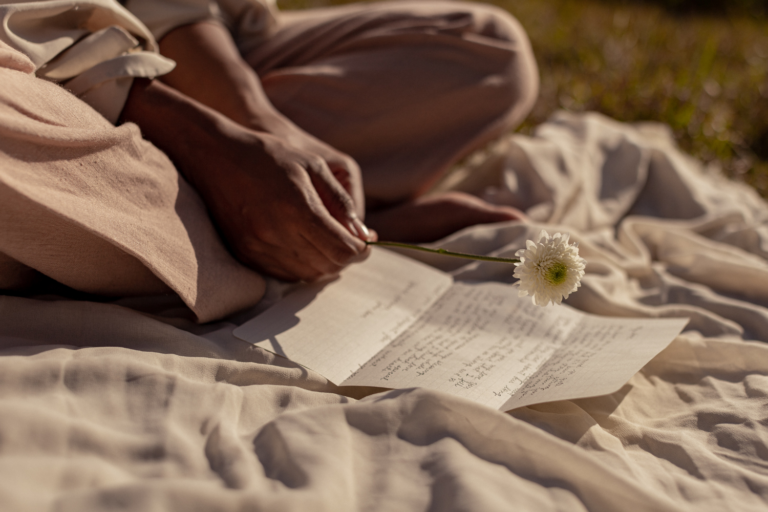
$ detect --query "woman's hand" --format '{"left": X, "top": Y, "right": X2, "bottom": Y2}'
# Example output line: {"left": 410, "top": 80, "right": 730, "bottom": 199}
{"left": 192, "top": 126, "right": 371, "bottom": 281}
{"left": 143, "top": 19, "right": 375, "bottom": 280}
{"left": 157, "top": 20, "right": 370, "bottom": 221}
{"left": 254, "top": 111, "right": 367, "bottom": 220}
{"left": 121, "top": 79, "right": 372, "bottom": 281}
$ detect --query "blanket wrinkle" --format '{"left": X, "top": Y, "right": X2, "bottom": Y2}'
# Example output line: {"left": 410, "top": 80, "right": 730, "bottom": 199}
{"left": 4, "top": 111, "right": 768, "bottom": 510}
{"left": 253, "top": 422, "right": 309, "bottom": 490}
{"left": 204, "top": 422, "right": 257, "bottom": 489}
{"left": 370, "top": 389, "right": 683, "bottom": 512}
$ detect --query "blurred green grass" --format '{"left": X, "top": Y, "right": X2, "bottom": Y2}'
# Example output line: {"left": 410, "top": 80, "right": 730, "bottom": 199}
{"left": 277, "top": 0, "right": 768, "bottom": 197}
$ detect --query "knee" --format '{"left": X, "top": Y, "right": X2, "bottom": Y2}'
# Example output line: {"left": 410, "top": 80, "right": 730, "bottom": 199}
{"left": 380, "top": 1, "right": 539, "bottom": 128}
{"left": 461, "top": 2, "right": 540, "bottom": 122}
{"left": 462, "top": 2, "right": 531, "bottom": 46}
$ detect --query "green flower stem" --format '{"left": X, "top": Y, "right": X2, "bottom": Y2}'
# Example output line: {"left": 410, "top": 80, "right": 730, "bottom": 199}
{"left": 366, "top": 241, "right": 520, "bottom": 264}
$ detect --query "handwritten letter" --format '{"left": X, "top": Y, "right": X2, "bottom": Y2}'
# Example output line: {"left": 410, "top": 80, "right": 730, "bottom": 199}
{"left": 500, "top": 316, "right": 688, "bottom": 410}
{"left": 342, "top": 282, "right": 583, "bottom": 409}
{"left": 234, "top": 248, "right": 452, "bottom": 385}
{"left": 236, "top": 247, "right": 688, "bottom": 410}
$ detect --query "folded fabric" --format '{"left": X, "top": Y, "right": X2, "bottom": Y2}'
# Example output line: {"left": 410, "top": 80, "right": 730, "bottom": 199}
{"left": 0, "top": 0, "right": 276, "bottom": 121}
{"left": 0, "top": 45, "right": 266, "bottom": 322}
{"left": 123, "top": 0, "right": 277, "bottom": 53}
{"left": 0, "top": 0, "right": 177, "bottom": 122}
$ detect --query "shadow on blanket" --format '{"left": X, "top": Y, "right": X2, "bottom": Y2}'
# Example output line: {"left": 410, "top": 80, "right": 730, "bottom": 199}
{"left": 1, "top": 111, "right": 768, "bottom": 511}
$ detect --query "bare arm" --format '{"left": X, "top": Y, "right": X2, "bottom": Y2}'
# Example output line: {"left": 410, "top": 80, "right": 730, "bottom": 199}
{"left": 157, "top": 21, "right": 275, "bottom": 130}
{"left": 157, "top": 20, "right": 367, "bottom": 221}
{"left": 121, "top": 78, "right": 370, "bottom": 281}
{"left": 120, "top": 20, "right": 374, "bottom": 281}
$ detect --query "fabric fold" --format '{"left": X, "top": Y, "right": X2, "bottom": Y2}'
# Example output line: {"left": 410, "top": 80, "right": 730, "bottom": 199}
{"left": 1, "top": 106, "right": 768, "bottom": 510}
{"left": 0, "top": 0, "right": 173, "bottom": 121}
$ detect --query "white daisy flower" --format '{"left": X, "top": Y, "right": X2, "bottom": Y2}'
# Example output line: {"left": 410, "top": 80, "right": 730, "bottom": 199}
{"left": 513, "top": 230, "right": 586, "bottom": 307}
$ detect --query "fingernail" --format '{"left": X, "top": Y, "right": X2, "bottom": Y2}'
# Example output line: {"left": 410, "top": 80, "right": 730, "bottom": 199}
{"left": 351, "top": 217, "right": 371, "bottom": 241}
{"left": 346, "top": 220, "right": 359, "bottom": 237}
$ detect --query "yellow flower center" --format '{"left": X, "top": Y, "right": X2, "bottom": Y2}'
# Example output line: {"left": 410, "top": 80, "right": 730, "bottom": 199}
{"left": 545, "top": 262, "right": 568, "bottom": 285}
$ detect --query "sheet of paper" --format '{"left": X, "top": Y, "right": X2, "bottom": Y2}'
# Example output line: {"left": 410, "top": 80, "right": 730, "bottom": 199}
{"left": 341, "top": 282, "right": 582, "bottom": 409}
{"left": 500, "top": 315, "right": 689, "bottom": 410}
{"left": 233, "top": 248, "right": 453, "bottom": 385}
{"left": 342, "top": 282, "right": 687, "bottom": 410}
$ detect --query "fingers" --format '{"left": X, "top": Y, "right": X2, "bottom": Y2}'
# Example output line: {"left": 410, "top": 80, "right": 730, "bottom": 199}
{"left": 236, "top": 162, "right": 369, "bottom": 282}
{"left": 231, "top": 204, "right": 355, "bottom": 281}
{"left": 306, "top": 157, "right": 372, "bottom": 242}
{"left": 200, "top": 130, "right": 372, "bottom": 282}
{"left": 236, "top": 235, "right": 345, "bottom": 282}
{"left": 297, "top": 167, "right": 373, "bottom": 270}
{"left": 326, "top": 156, "right": 366, "bottom": 218}
{"left": 246, "top": 228, "right": 370, "bottom": 282}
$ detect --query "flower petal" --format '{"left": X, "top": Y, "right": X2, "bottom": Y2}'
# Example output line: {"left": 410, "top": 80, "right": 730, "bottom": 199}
{"left": 513, "top": 230, "right": 586, "bottom": 307}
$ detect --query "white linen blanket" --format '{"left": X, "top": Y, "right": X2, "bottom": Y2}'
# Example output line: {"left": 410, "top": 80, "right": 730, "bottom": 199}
{"left": 1, "top": 111, "right": 768, "bottom": 511}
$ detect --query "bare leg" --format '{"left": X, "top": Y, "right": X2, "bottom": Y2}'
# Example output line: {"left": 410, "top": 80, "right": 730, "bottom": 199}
{"left": 365, "top": 192, "right": 525, "bottom": 243}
